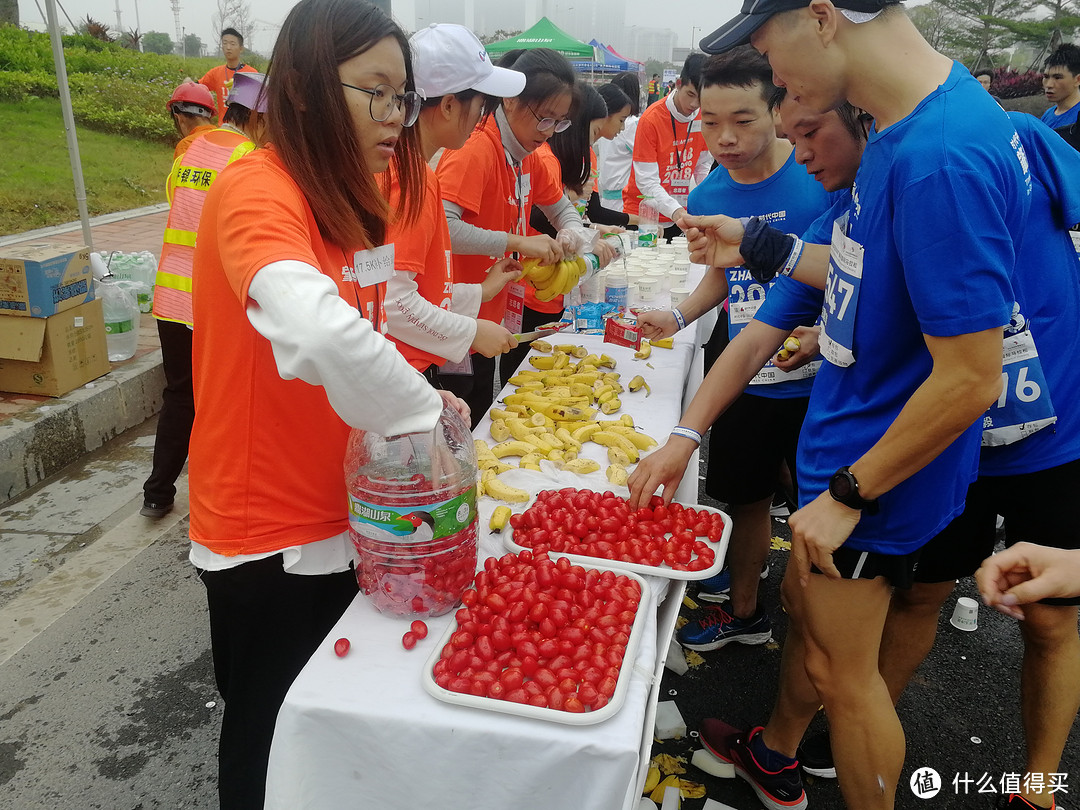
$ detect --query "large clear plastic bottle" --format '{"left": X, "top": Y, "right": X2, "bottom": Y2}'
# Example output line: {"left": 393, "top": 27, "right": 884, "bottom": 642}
{"left": 344, "top": 403, "right": 479, "bottom": 617}
{"left": 97, "top": 275, "right": 140, "bottom": 362}
{"left": 637, "top": 198, "right": 660, "bottom": 250}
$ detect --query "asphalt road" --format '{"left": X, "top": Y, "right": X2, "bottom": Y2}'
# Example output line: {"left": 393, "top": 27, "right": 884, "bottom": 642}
{"left": 0, "top": 421, "right": 1076, "bottom": 809}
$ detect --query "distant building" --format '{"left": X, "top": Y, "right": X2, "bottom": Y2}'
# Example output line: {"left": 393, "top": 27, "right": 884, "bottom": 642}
{"left": 416, "top": 0, "right": 473, "bottom": 29}
{"left": 624, "top": 26, "right": 677, "bottom": 63}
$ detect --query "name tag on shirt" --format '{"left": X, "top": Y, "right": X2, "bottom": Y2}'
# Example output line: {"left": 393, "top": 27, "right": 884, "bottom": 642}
{"left": 689, "top": 119, "right": 702, "bottom": 134}
{"left": 517, "top": 173, "right": 531, "bottom": 202}
{"left": 352, "top": 244, "right": 395, "bottom": 288}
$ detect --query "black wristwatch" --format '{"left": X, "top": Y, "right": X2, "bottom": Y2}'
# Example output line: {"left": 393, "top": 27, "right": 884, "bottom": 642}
{"left": 828, "top": 466, "right": 879, "bottom": 515}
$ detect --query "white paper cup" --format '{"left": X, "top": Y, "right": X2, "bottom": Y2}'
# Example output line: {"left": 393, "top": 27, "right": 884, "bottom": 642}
{"left": 644, "top": 269, "right": 668, "bottom": 294}
{"left": 949, "top": 596, "right": 979, "bottom": 631}
{"left": 637, "top": 276, "right": 659, "bottom": 301}
{"left": 669, "top": 269, "right": 689, "bottom": 290}
{"left": 669, "top": 287, "right": 692, "bottom": 307}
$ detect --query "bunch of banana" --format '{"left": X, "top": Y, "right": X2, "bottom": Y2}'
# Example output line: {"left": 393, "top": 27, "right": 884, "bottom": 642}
{"left": 519, "top": 256, "right": 589, "bottom": 302}
{"left": 776, "top": 335, "right": 801, "bottom": 362}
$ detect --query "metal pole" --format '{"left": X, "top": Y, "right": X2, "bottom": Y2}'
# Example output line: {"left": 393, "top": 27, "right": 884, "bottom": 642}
{"left": 134, "top": 0, "right": 143, "bottom": 50}
{"left": 44, "top": 0, "right": 93, "bottom": 251}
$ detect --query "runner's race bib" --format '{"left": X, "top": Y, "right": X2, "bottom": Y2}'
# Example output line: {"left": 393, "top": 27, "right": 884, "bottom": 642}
{"left": 982, "top": 327, "right": 1057, "bottom": 446}
{"left": 818, "top": 214, "right": 863, "bottom": 367}
{"left": 728, "top": 277, "right": 819, "bottom": 385}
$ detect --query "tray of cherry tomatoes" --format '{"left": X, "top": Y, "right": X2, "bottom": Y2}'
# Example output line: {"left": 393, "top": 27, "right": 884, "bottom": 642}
{"left": 422, "top": 549, "right": 650, "bottom": 725}
{"left": 502, "top": 488, "right": 730, "bottom": 581}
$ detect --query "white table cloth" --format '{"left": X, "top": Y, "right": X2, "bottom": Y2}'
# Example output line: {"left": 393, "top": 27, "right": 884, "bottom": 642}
{"left": 265, "top": 267, "right": 720, "bottom": 810}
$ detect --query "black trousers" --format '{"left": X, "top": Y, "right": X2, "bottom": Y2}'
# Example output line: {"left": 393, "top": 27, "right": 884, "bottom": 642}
{"left": 435, "top": 352, "right": 497, "bottom": 429}
{"left": 200, "top": 556, "right": 358, "bottom": 810}
{"left": 143, "top": 319, "right": 194, "bottom": 505}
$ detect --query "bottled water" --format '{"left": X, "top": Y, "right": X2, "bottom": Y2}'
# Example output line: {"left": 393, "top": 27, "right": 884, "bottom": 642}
{"left": 97, "top": 276, "right": 140, "bottom": 362}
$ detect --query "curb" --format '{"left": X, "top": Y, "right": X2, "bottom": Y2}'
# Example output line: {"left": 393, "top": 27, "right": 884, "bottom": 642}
{"left": 0, "top": 204, "right": 171, "bottom": 248}
{"left": 0, "top": 351, "right": 165, "bottom": 503}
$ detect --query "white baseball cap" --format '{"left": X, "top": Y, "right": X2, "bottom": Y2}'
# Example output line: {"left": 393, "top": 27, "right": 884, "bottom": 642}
{"left": 410, "top": 24, "right": 526, "bottom": 100}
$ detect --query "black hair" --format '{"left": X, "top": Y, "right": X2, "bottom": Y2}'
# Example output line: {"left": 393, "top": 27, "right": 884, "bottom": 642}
{"left": 699, "top": 46, "right": 777, "bottom": 107}
{"left": 495, "top": 48, "right": 577, "bottom": 113}
{"left": 776, "top": 86, "right": 869, "bottom": 143}
{"left": 597, "top": 83, "right": 632, "bottom": 118}
{"left": 221, "top": 27, "right": 243, "bottom": 45}
{"left": 548, "top": 84, "right": 607, "bottom": 194}
{"left": 419, "top": 86, "right": 499, "bottom": 118}
{"left": 223, "top": 101, "right": 251, "bottom": 127}
{"left": 611, "top": 71, "right": 640, "bottom": 115}
{"left": 974, "top": 68, "right": 993, "bottom": 80}
{"left": 1046, "top": 44, "right": 1080, "bottom": 75}
{"left": 679, "top": 52, "right": 706, "bottom": 90}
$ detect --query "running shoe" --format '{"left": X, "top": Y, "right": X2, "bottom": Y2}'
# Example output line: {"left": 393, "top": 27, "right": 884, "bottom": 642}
{"left": 797, "top": 730, "right": 836, "bottom": 779}
{"left": 697, "top": 563, "right": 771, "bottom": 603}
{"left": 140, "top": 500, "right": 173, "bottom": 519}
{"left": 770, "top": 495, "right": 791, "bottom": 518}
{"left": 700, "top": 721, "right": 808, "bottom": 810}
{"left": 676, "top": 605, "right": 772, "bottom": 651}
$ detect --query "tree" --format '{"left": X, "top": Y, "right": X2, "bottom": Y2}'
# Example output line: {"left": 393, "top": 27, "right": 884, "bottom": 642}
{"left": 0, "top": 0, "right": 18, "bottom": 26}
{"left": 120, "top": 28, "right": 142, "bottom": 50}
{"left": 477, "top": 29, "right": 522, "bottom": 45}
{"left": 211, "top": 0, "right": 253, "bottom": 48}
{"left": 184, "top": 32, "right": 204, "bottom": 57}
{"left": 909, "top": 3, "right": 966, "bottom": 52}
{"left": 143, "top": 31, "right": 174, "bottom": 55}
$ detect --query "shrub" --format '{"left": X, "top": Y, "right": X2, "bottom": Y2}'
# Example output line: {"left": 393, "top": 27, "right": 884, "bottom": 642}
{"left": 988, "top": 67, "right": 1045, "bottom": 100}
{"left": 0, "top": 71, "right": 59, "bottom": 101}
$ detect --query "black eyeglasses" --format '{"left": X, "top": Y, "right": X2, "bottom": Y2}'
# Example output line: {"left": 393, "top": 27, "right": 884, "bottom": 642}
{"left": 526, "top": 104, "right": 572, "bottom": 133}
{"left": 340, "top": 82, "right": 421, "bottom": 127}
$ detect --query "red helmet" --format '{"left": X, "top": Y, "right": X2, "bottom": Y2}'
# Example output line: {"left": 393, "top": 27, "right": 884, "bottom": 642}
{"left": 167, "top": 82, "right": 215, "bottom": 117}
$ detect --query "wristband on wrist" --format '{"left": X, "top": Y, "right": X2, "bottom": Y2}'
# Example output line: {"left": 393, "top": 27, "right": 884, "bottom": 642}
{"left": 670, "top": 426, "right": 702, "bottom": 445}
{"left": 672, "top": 308, "right": 687, "bottom": 331}
{"left": 781, "top": 237, "right": 804, "bottom": 277}
{"left": 739, "top": 216, "right": 796, "bottom": 284}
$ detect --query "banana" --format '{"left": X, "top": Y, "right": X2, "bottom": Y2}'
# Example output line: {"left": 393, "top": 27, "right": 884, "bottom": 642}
{"left": 571, "top": 346, "right": 589, "bottom": 358}
{"left": 571, "top": 422, "right": 602, "bottom": 443}
{"left": 491, "top": 440, "right": 537, "bottom": 458}
{"left": 519, "top": 452, "right": 544, "bottom": 471}
{"left": 607, "top": 464, "right": 629, "bottom": 486}
{"left": 485, "top": 475, "right": 531, "bottom": 503}
{"left": 544, "top": 404, "right": 596, "bottom": 422}
{"left": 784, "top": 336, "right": 801, "bottom": 352}
{"left": 489, "top": 408, "right": 517, "bottom": 422}
{"left": 478, "top": 457, "right": 513, "bottom": 474}
{"left": 599, "top": 398, "right": 621, "bottom": 414}
{"left": 475, "top": 439, "right": 495, "bottom": 459}
{"left": 608, "top": 446, "right": 632, "bottom": 466}
{"left": 490, "top": 419, "right": 512, "bottom": 442}
{"left": 516, "top": 380, "right": 545, "bottom": 392}
{"left": 489, "top": 505, "right": 512, "bottom": 532}
{"left": 619, "top": 413, "right": 635, "bottom": 427}
{"left": 580, "top": 354, "right": 600, "bottom": 367}
{"left": 529, "top": 352, "right": 568, "bottom": 370}
{"left": 523, "top": 433, "right": 558, "bottom": 454}
{"left": 546, "top": 449, "right": 566, "bottom": 464}
{"left": 562, "top": 446, "right": 579, "bottom": 462}
{"left": 603, "top": 372, "right": 621, "bottom": 384}
{"left": 598, "top": 354, "right": 617, "bottom": 369}
{"left": 634, "top": 341, "right": 652, "bottom": 359}
{"left": 592, "top": 430, "right": 640, "bottom": 462}
{"left": 649, "top": 776, "right": 680, "bottom": 804}
{"left": 553, "top": 343, "right": 578, "bottom": 355}
{"left": 643, "top": 765, "right": 661, "bottom": 795}
{"left": 628, "top": 375, "right": 651, "bottom": 397}
{"left": 530, "top": 339, "right": 552, "bottom": 353}
{"left": 651, "top": 337, "right": 675, "bottom": 349}
{"left": 597, "top": 389, "right": 619, "bottom": 405}
{"left": 569, "top": 382, "right": 594, "bottom": 399}
{"left": 562, "top": 458, "right": 601, "bottom": 475}
{"left": 606, "top": 424, "right": 659, "bottom": 450}
{"left": 555, "top": 427, "right": 582, "bottom": 450}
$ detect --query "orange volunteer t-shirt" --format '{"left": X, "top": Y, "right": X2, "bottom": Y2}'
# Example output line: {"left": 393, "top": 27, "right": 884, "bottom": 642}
{"left": 436, "top": 116, "right": 562, "bottom": 324}
{"left": 622, "top": 98, "right": 705, "bottom": 220}
{"left": 523, "top": 143, "right": 566, "bottom": 315}
{"left": 386, "top": 163, "right": 456, "bottom": 371}
{"left": 174, "top": 123, "right": 216, "bottom": 161}
{"left": 188, "top": 146, "right": 385, "bottom": 556}
{"left": 199, "top": 62, "right": 259, "bottom": 122}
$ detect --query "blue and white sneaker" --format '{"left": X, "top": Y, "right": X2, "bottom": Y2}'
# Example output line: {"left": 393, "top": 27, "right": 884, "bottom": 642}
{"left": 697, "top": 563, "right": 770, "bottom": 603}
{"left": 676, "top": 605, "right": 772, "bottom": 651}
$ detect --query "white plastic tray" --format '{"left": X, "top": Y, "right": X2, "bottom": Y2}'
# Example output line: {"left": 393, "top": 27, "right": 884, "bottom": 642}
{"left": 421, "top": 565, "right": 651, "bottom": 725}
{"left": 502, "top": 500, "right": 731, "bottom": 582}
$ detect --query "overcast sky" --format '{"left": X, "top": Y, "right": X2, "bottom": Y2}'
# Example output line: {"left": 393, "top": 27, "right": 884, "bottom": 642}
{"left": 20, "top": 0, "right": 742, "bottom": 55}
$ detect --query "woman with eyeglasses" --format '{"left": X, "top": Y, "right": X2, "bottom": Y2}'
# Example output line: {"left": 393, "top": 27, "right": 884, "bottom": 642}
{"left": 185, "top": 1, "right": 463, "bottom": 807}
{"left": 435, "top": 47, "right": 590, "bottom": 419}
{"left": 382, "top": 24, "right": 526, "bottom": 383}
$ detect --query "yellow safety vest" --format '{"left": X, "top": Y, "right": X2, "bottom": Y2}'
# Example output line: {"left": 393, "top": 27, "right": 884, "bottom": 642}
{"left": 154, "top": 128, "right": 255, "bottom": 326}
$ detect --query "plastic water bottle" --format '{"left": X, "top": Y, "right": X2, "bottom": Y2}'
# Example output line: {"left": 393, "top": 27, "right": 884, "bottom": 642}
{"left": 134, "top": 252, "right": 157, "bottom": 312}
{"left": 344, "top": 403, "right": 479, "bottom": 617}
{"left": 97, "top": 275, "right": 140, "bottom": 362}
{"left": 638, "top": 198, "right": 659, "bottom": 250}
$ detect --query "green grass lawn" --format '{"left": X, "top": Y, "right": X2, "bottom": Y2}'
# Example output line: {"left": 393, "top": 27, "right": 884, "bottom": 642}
{"left": 0, "top": 97, "right": 174, "bottom": 236}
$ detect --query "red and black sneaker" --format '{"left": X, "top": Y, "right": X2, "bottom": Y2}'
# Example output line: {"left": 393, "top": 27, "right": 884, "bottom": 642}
{"left": 700, "top": 720, "right": 808, "bottom": 810}
{"left": 998, "top": 794, "right": 1055, "bottom": 809}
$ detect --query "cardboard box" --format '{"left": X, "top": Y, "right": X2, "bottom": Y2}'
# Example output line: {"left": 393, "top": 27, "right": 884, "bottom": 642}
{"left": 0, "top": 244, "right": 94, "bottom": 317}
{"left": 0, "top": 299, "right": 110, "bottom": 396}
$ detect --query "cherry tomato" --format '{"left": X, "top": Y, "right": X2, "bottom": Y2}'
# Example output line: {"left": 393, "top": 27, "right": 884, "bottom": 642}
{"left": 402, "top": 631, "right": 419, "bottom": 650}
{"left": 333, "top": 638, "right": 350, "bottom": 658}
{"left": 411, "top": 620, "right": 429, "bottom": 639}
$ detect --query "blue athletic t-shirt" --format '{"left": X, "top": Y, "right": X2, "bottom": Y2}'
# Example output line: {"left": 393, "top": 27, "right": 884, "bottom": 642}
{"left": 1040, "top": 103, "right": 1080, "bottom": 131}
{"left": 979, "top": 113, "right": 1080, "bottom": 476}
{"left": 798, "top": 62, "right": 1024, "bottom": 555}
{"left": 687, "top": 148, "right": 833, "bottom": 398}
